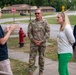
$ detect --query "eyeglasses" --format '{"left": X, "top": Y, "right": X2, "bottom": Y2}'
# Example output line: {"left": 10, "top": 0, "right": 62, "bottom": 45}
{"left": 35, "top": 13, "right": 40, "bottom": 15}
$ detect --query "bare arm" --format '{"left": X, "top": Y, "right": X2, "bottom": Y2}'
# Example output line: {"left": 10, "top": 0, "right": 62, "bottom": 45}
{"left": 0, "top": 25, "right": 20, "bottom": 45}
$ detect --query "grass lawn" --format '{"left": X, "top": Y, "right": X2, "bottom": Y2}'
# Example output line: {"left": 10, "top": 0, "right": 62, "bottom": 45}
{"left": 69, "top": 15, "right": 76, "bottom": 25}
{"left": 8, "top": 37, "right": 75, "bottom": 62}
{"left": 11, "top": 59, "right": 37, "bottom": 75}
{"left": 45, "top": 15, "right": 76, "bottom": 25}
{"left": 1, "top": 13, "right": 29, "bottom": 19}
{"left": 2, "top": 12, "right": 54, "bottom": 19}
{"left": 10, "top": 59, "right": 29, "bottom": 75}
{"left": 2, "top": 15, "right": 76, "bottom": 25}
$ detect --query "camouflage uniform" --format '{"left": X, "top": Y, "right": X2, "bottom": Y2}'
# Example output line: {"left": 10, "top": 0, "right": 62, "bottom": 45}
{"left": 28, "top": 19, "right": 50, "bottom": 74}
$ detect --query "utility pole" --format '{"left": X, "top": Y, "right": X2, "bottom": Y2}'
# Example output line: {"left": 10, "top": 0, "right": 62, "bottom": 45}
{"left": 29, "top": 0, "right": 31, "bottom": 22}
{"left": 0, "top": 8, "right": 1, "bottom": 12}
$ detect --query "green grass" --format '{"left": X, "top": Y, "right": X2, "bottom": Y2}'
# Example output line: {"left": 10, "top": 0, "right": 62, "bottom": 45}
{"left": 2, "top": 13, "right": 29, "bottom": 18}
{"left": 8, "top": 37, "right": 75, "bottom": 62}
{"left": 45, "top": 39, "right": 58, "bottom": 61}
{"left": 45, "top": 17, "right": 58, "bottom": 24}
{"left": 3, "top": 15, "right": 76, "bottom": 25}
{"left": 2, "top": 12, "right": 54, "bottom": 19}
{"left": 19, "top": 20, "right": 29, "bottom": 23}
{"left": 8, "top": 37, "right": 30, "bottom": 52}
{"left": 10, "top": 59, "right": 29, "bottom": 75}
{"left": 1, "top": 12, "right": 76, "bottom": 25}
{"left": 11, "top": 59, "right": 37, "bottom": 75}
{"left": 69, "top": 15, "right": 76, "bottom": 25}
{"left": 45, "top": 15, "right": 76, "bottom": 25}
{"left": 42, "top": 12, "right": 55, "bottom": 16}
{"left": 1, "top": 12, "right": 55, "bottom": 24}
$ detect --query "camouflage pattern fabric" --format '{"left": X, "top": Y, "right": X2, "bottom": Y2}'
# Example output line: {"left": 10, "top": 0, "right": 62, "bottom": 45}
{"left": 28, "top": 19, "right": 50, "bottom": 73}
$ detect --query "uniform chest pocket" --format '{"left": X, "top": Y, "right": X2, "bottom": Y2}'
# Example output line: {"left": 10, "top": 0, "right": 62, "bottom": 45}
{"left": 38, "top": 25, "right": 45, "bottom": 31}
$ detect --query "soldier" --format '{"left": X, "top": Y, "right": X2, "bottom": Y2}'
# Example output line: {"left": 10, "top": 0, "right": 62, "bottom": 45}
{"left": 28, "top": 9, "right": 50, "bottom": 75}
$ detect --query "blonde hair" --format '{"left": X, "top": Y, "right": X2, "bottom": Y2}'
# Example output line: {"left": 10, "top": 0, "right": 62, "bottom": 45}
{"left": 59, "top": 12, "right": 70, "bottom": 31}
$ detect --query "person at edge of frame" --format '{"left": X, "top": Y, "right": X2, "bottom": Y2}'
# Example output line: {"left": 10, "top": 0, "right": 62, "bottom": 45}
{"left": 73, "top": 25, "right": 76, "bottom": 61}
{"left": 0, "top": 10, "right": 20, "bottom": 75}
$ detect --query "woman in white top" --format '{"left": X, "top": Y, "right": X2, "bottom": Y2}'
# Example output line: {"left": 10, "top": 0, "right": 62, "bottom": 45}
{"left": 57, "top": 12, "right": 75, "bottom": 75}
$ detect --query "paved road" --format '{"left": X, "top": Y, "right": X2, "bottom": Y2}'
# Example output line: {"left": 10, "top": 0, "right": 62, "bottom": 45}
{"left": 1, "top": 24, "right": 60, "bottom": 39}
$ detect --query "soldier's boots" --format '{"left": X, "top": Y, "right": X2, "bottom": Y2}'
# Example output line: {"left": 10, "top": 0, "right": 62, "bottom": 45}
{"left": 39, "top": 71, "right": 43, "bottom": 75}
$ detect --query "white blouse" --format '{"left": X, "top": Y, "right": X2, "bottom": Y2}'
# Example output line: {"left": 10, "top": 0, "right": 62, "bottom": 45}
{"left": 57, "top": 24, "right": 75, "bottom": 54}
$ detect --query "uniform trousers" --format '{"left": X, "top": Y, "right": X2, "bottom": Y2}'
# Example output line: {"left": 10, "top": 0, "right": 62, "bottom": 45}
{"left": 28, "top": 45, "right": 46, "bottom": 73}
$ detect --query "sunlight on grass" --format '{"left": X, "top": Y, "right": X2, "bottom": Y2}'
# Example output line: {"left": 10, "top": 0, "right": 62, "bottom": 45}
{"left": 8, "top": 37, "right": 30, "bottom": 52}
{"left": 10, "top": 59, "right": 28, "bottom": 75}
{"left": 69, "top": 15, "right": 76, "bottom": 25}
{"left": 1, "top": 12, "right": 76, "bottom": 25}
{"left": 3, "top": 15, "right": 76, "bottom": 25}
{"left": 8, "top": 37, "right": 75, "bottom": 62}
{"left": 45, "top": 17, "right": 58, "bottom": 24}
{"left": 10, "top": 59, "right": 37, "bottom": 75}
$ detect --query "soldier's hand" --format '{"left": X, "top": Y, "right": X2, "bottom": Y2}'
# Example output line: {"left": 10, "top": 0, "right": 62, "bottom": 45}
{"left": 34, "top": 40, "right": 42, "bottom": 46}
{"left": 36, "top": 41, "right": 42, "bottom": 46}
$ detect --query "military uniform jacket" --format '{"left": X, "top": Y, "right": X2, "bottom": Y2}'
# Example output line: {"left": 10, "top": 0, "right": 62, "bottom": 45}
{"left": 28, "top": 19, "right": 50, "bottom": 46}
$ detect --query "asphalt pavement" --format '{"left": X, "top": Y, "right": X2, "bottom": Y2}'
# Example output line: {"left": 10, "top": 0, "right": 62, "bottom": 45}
{"left": 1, "top": 24, "right": 60, "bottom": 39}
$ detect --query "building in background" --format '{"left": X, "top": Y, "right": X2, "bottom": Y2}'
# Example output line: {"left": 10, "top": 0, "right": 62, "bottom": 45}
{"left": 2, "top": 4, "right": 56, "bottom": 14}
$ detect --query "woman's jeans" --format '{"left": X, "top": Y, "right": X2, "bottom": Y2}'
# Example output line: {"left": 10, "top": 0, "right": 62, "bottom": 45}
{"left": 58, "top": 53, "right": 72, "bottom": 75}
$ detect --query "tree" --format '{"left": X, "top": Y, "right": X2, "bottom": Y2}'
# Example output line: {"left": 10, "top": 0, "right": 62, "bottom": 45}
{"left": 0, "top": 1, "right": 2, "bottom": 8}
{"left": 71, "top": 0, "right": 76, "bottom": 10}
{"left": 48, "top": 0, "right": 51, "bottom": 6}
{"left": 66, "top": 0, "right": 72, "bottom": 9}
{"left": 0, "top": 0, "right": 75, "bottom": 11}
{"left": 50, "top": 0, "right": 69, "bottom": 11}
{"left": 35, "top": 0, "right": 43, "bottom": 8}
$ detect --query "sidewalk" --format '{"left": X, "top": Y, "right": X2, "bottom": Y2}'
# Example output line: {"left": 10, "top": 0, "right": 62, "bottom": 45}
{"left": 8, "top": 49, "right": 76, "bottom": 75}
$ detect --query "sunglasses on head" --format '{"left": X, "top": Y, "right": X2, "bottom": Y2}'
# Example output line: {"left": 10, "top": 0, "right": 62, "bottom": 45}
{"left": 35, "top": 13, "right": 40, "bottom": 15}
